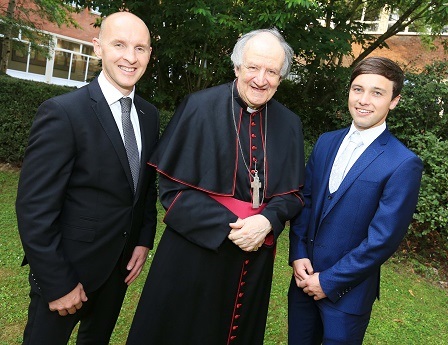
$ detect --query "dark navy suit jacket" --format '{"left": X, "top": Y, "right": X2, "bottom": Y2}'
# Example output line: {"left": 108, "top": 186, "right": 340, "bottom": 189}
{"left": 290, "top": 127, "right": 423, "bottom": 315}
{"left": 16, "top": 78, "right": 159, "bottom": 303}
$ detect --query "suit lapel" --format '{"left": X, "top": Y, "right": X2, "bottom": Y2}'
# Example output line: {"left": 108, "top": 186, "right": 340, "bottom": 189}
{"left": 88, "top": 80, "right": 135, "bottom": 193}
{"left": 314, "top": 130, "right": 346, "bottom": 219}
{"left": 321, "top": 129, "right": 391, "bottom": 222}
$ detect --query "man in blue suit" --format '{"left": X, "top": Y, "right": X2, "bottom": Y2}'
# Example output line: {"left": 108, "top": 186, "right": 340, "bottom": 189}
{"left": 288, "top": 57, "right": 423, "bottom": 344}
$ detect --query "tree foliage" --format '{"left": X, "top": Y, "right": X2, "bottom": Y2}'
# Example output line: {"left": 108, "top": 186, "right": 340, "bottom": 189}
{"left": 70, "top": 0, "right": 447, "bottom": 112}
{"left": 389, "top": 61, "right": 448, "bottom": 239}
{"left": 0, "top": 0, "right": 79, "bottom": 73}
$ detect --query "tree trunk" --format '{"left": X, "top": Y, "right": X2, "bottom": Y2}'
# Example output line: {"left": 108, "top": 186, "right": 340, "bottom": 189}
{"left": 1, "top": 0, "right": 17, "bottom": 73}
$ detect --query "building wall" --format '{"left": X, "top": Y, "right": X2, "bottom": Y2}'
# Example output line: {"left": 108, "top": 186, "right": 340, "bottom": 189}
{"left": 1, "top": 2, "right": 446, "bottom": 86}
{"left": 352, "top": 35, "right": 448, "bottom": 71}
{"left": 0, "top": 2, "right": 101, "bottom": 87}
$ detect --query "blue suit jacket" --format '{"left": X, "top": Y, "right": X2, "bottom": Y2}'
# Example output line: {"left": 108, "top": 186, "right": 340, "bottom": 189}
{"left": 290, "top": 127, "right": 423, "bottom": 315}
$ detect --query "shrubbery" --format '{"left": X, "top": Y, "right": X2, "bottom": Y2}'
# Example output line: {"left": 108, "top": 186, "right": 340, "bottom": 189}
{"left": 1, "top": 62, "right": 447, "bottom": 257}
{"left": 390, "top": 62, "right": 448, "bottom": 245}
{"left": 0, "top": 73, "right": 174, "bottom": 163}
{"left": 0, "top": 74, "right": 75, "bottom": 163}
{"left": 277, "top": 61, "right": 448, "bottom": 258}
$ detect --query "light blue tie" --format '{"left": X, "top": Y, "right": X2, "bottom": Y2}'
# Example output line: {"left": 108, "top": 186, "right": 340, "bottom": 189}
{"left": 120, "top": 97, "right": 140, "bottom": 193}
{"left": 329, "top": 131, "right": 363, "bottom": 193}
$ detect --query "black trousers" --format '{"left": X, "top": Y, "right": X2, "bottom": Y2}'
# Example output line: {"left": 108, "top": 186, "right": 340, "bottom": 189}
{"left": 22, "top": 263, "right": 128, "bottom": 345}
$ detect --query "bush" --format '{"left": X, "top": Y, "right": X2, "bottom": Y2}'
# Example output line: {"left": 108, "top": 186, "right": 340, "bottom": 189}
{"left": 0, "top": 74, "right": 74, "bottom": 164}
{"left": 0, "top": 74, "right": 176, "bottom": 165}
{"left": 1, "top": 62, "right": 447, "bottom": 253}
{"left": 388, "top": 61, "right": 448, "bottom": 242}
{"left": 277, "top": 60, "right": 448, "bottom": 260}
{"left": 408, "top": 133, "right": 448, "bottom": 235}
{"left": 276, "top": 65, "right": 351, "bottom": 143}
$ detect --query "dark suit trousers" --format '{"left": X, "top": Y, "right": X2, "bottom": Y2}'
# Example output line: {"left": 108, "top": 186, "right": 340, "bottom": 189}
{"left": 22, "top": 263, "right": 128, "bottom": 345}
{"left": 288, "top": 277, "right": 371, "bottom": 345}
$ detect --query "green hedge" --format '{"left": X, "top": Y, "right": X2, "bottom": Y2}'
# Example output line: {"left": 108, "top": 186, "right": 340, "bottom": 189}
{"left": 0, "top": 74, "right": 75, "bottom": 164}
{"left": 1, "top": 64, "right": 447, "bottom": 253}
{"left": 390, "top": 62, "right": 448, "bottom": 243}
{"left": 0, "top": 73, "right": 173, "bottom": 164}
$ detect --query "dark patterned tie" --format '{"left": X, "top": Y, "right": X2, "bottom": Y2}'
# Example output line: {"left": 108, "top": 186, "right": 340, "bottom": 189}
{"left": 120, "top": 97, "right": 140, "bottom": 193}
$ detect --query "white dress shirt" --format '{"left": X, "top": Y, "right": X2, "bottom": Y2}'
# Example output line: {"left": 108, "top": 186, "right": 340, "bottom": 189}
{"left": 97, "top": 72, "right": 142, "bottom": 158}
{"left": 332, "top": 122, "right": 386, "bottom": 180}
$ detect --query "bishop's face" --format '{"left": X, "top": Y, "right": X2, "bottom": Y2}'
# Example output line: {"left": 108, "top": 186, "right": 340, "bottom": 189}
{"left": 234, "top": 33, "right": 284, "bottom": 109}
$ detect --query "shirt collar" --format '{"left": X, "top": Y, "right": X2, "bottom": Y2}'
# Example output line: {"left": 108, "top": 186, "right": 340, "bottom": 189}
{"left": 98, "top": 71, "right": 135, "bottom": 106}
{"left": 233, "top": 80, "right": 267, "bottom": 113}
{"left": 349, "top": 122, "right": 386, "bottom": 147}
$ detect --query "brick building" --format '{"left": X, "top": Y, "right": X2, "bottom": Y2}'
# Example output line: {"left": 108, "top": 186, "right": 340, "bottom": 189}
{"left": 1, "top": 2, "right": 446, "bottom": 87}
{"left": 0, "top": 1, "right": 100, "bottom": 87}
{"left": 351, "top": 35, "right": 447, "bottom": 72}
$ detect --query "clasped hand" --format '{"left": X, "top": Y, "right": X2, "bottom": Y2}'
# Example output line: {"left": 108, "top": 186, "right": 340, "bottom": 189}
{"left": 228, "top": 214, "right": 272, "bottom": 252}
{"left": 48, "top": 282, "right": 88, "bottom": 316}
{"left": 292, "top": 258, "right": 327, "bottom": 300}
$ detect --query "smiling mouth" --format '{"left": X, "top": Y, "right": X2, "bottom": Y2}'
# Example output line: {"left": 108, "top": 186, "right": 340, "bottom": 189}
{"left": 120, "top": 66, "right": 136, "bottom": 73}
{"left": 357, "top": 108, "right": 372, "bottom": 114}
{"left": 251, "top": 85, "right": 268, "bottom": 92}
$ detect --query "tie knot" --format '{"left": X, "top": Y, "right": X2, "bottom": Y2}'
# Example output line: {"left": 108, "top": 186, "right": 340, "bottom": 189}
{"left": 349, "top": 131, "right": 363, "bottom": 147}
{"left": 120, "top": 97, "right": 132, "bottom": 114}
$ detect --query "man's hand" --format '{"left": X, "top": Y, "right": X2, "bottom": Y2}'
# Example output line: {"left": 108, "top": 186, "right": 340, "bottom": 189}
{"left": 125, "top": 246, "right": 150, "bottom": 285}
{"left": 48, "top": 283, "right": 88, "bottom": 316}
{"left": 297, "top": 272, "right": 327, "bottom": 301}
{"left": 228, "top": 215, "right": 272, "bottom": 252}
{"left": 292, "top": 258, "right": 314, "bottom": 284}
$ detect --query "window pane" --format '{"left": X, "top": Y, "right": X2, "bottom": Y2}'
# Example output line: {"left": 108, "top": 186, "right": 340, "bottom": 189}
{"left": 28, "top": 48, "right": 46, "bottom": 75}
{"left": 70, "top": 53, "right": 86, "bottom": 81}
{"left": 53, "top": 50, "right": 71, "bottom": 78}
{"left": 87, "top": 58, "right": 101, "bottom": 81}
{"left": 9, "top": 41, "right": 29, "bottom": 72}
{"left": 57, "top": 38, "right": 80, "bottom": 52}
{"left": 82, "top": 45, "right": 96, "bottom": 57}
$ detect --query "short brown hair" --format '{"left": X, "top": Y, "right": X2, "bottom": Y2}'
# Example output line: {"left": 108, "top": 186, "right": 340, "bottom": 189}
{"left": 350, "top": 57, "right": 404, "bottom": 99}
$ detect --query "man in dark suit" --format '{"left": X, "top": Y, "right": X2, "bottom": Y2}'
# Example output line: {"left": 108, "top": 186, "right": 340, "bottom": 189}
{"left": 15, "top": 12, "right": 159, "bottom": 344}
{"left": 288, "top": 57, "right": 423, "bottom": 344}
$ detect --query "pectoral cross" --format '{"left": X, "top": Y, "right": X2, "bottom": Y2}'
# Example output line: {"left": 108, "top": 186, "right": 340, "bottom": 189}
{"left": 251, "top": 171, "right": 261, "bottom": 209}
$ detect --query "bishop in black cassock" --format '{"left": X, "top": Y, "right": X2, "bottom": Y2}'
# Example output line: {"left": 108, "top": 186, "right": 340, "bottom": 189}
{"left": 127, "top": 29, "right": 305, "bottom": 345}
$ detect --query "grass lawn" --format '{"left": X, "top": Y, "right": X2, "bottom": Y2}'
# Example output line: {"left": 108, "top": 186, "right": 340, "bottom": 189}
{"left": 1, "top": 169, "right": 447, "bottom": 344}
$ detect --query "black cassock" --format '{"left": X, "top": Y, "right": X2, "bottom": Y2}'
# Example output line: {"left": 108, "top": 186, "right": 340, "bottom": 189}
{"left": 127, "top": 81, "right": 305, "bottom": 345}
